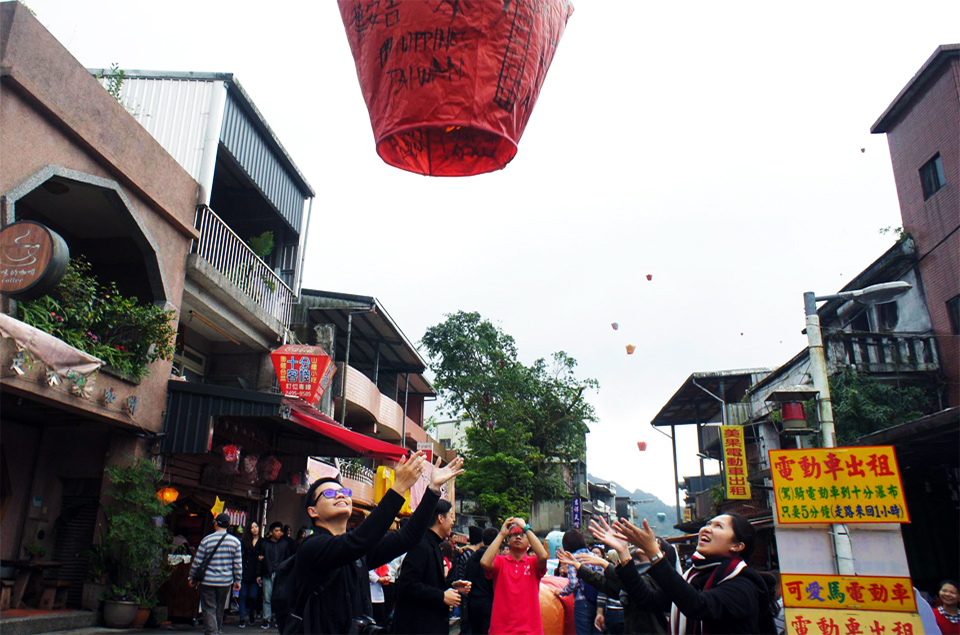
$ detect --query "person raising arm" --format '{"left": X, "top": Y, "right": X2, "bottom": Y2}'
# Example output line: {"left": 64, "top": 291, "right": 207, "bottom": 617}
{"left": 480, "top": 518, "right": 548, "bottom": 635}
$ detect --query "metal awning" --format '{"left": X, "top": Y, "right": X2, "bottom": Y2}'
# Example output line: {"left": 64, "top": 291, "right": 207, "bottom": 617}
{"left": 301, "top": 289, "right": 435, "bottom": 396}
{"left": 651, "top": 368, "right": 772, "bottom": 427}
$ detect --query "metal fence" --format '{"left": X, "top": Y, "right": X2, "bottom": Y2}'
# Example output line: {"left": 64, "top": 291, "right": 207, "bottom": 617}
{"left": 193, "top": 206, "right": 295, "bottom": 327}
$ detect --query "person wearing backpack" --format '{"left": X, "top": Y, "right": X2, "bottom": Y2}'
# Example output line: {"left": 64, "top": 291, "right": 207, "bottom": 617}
{"left": 287, "top": 451, "right": 464, "bottom": 635}
{"left": 188, "top": 512, "right": 243, "bottom": 635}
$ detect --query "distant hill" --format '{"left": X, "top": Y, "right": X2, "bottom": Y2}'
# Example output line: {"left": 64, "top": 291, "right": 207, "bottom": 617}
{"left": 588, "top": 473, "right": 684, "bottom": 537}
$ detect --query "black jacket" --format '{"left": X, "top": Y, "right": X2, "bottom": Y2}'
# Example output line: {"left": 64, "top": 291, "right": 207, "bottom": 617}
{"left": 617, "top": 559, "right": 775, "bottom": 635}
{"left": 262, "top": 537, "right": 295, "bottom": 575}
{"left": 465, "top": 545, "right": 494, "bottom": 605}
{"left": 391, "top": 529, "right": 449, "bottom": 634}
{"left": 293, "top": 487, "right": 440, "bottom": 635}
{"left": 578, "top": 563, "right": 668, "bottom": 634}
{"left": 241, "top": 538, "right": 264, "bottom": 583}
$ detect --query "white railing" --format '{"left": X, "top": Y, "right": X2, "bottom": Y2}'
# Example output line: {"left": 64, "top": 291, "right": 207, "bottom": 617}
{"left": 193, "top": 206, "right": 295, "bottom": 327}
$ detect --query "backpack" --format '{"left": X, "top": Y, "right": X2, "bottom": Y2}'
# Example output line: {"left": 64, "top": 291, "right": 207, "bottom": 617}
{"left": 273, "top": 536, "right": 341, "bottom": 635}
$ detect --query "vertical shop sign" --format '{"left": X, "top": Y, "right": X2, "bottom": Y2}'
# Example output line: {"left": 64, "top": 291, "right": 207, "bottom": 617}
{"left": 720, "top": 425, "right": 752, "bottom": 500}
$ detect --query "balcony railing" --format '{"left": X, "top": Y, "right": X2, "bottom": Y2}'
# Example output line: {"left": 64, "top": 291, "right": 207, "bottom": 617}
{"left": 340, "top": 463, "right": 376, "bottom": 506}
{"left": 827, "top": 332, "right": 939, "bottom": 375}
{"left": 193, "top": 206, "right": 295, "bottom": 327}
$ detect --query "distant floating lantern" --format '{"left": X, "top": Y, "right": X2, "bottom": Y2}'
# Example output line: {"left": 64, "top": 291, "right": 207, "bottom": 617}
{"left": 626, "top": 344, "right": 636, "bottom": 355}
{"left": 338, "top": 0, "right": 574, "bottom": 176}
{"left": 646, "top": 274, "right": 653, "bottom": 281}
{"left": 611, "top": 322, "right": 619, "bottom": 330}
{"left": 156, "top": 487, "right": 179, "bottom": 504}
{"left": 637, "top": 441, "right": 647, "bottom": 452}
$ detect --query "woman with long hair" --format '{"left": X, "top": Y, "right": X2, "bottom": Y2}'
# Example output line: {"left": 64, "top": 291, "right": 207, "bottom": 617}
{"left": 558, "top": 529, "right": 602, "bottom": 634}
{"left": 590, "top": 514, "right": 776, "bottom": 634}
{"left": 238, "top": 520, "right": 264, "bottom": 628}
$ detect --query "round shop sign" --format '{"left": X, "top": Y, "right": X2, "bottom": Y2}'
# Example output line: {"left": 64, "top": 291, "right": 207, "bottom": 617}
{"left": 0, "top": 221, "right": 70, "bottom": 301}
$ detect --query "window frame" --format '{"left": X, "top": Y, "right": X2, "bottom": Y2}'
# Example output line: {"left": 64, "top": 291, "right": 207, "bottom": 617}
{"left": 919, "top": 153, "right": 946, "bottom": 200}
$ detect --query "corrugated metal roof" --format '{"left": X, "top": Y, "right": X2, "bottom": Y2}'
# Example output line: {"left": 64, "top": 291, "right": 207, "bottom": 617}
{"left": 221, "top": 90, "right": 306, "bottom": 232}
{"left": 90, "top": 70, "right": 315, "bottom": 233}
{"left": 112, "top": 76, "right": 219, "bottom": 183}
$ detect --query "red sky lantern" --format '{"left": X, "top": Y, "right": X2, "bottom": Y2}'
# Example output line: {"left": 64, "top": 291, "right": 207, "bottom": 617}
{"left": 270, "top": 344, "right": 337, "bottom": 406}
{"left": 338, "top": 0, "right": 574, "bottom": 176}
{"left": 156, "top": 487, "right": 179, "bottom": 504}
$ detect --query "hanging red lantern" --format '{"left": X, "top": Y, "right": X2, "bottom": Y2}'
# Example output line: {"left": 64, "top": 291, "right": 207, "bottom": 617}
{"left": 338, "top": 0, "right": 574, "bottom": 176}
{"left": 260, "top": 456, "right": 283, "bottom": 483}
{"left": 221, "top": 444, "right": 241, "bottom": 474}
{"left": 156, "top": 486, "right": 179, "bottom": 504}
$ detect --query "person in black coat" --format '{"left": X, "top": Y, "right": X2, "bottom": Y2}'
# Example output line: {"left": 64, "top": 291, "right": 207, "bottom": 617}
{"left": 465, "top": 527, "right": 498, "bottom": 635}
{"left": 590, "top": 514, "right": 776, "bottom": 635}
{"left": 391, "top": 499, "right": 469, "bottom": 634}
{"left": 292, "top": 454, "right": 464, "bottom": 635}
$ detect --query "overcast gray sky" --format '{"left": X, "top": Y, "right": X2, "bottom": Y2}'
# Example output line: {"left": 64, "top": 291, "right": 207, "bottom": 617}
{"left": 24, "top": 0, "right": 959, "bottom": 504}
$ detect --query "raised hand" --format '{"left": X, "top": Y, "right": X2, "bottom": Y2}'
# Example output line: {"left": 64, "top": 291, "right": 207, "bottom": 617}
{"left": 613, "top": 518, "right": 659, "bottom": 557}
{"left": 574, "top": 552, "right": 610, "bottom": 568}
{"left": 588, "top": 517, "right": 628, "bottom": 553}
{"left": 429, "top": 455, "right": 465, "bottom": 492}
{"left": 556, "top": 548, "right": 579, "bottom": 569}
{"left": 392, "top": 452, "right": 427, "bottom": 493}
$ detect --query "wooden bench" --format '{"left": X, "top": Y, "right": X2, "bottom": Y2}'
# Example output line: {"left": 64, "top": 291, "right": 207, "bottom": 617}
{"left": 38, "top": 581, "right": 70, "bottom": 610}
{"left": 1, "top": 579, "right": 13, "bottom": 610}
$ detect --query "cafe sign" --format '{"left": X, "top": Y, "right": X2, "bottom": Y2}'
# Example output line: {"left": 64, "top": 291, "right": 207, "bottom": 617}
{"left": 0, "top": 221, "right": 69, "bottom": 301}
{"left": 270, "top": 344, "right": 336, "bottom": 406}
{"left": 769, "top": 446, "right": 909, "bottom": 524}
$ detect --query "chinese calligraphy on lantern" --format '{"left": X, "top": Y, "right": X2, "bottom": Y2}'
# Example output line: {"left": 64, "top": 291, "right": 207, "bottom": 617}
{"left": 270, "top": 345, "right": 337, "bottom": 406}
{"left": 720, "top": 425, "right": 751, "bottom": 500}
{"left": 781, "top": 574, "right": 916, "bottom": 612}
{"left": 784, "top": 608, "right": 922, "bottom": 635}
{"left": 769, "top": 447, "right": 909, "bottom": 524}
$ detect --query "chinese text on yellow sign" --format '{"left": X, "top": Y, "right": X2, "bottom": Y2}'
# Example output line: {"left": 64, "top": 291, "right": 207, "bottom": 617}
{"left": 720, "top": 425, "right": 751, "bottom": 500}
{"left": 781, "top": 574, "right": 916, "bottom": 612}
{"left": 769, "top": 446, "right": 909, "bottom": 524}
{"left": 785, "top": 608, "right": 922, "bottom": 635}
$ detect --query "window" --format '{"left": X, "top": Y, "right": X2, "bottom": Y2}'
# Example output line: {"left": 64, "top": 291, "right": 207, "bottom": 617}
{"left": 947, "top": 295, "right": 960, "bottom": 336}
{"left": 919, "top": 153, "right": 946, "bottom": 200}
{"left": 173, "top": 344, "right": 207, "bottom": 381}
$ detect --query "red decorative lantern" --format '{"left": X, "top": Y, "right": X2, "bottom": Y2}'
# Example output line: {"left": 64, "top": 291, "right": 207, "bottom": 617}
{"left": 270, "top": 345, "right": 336, "bottom": 406}
{"left": 338, "top": 0, "right": 574, "bottom": 176}
{"left": 636, "top": 441, "right": 647, "bottom": 452}
{"left": 156, "top": 487, "right": 179, "bottom": 504}
{"left": 781, "top": 402, "right": 807, "bottom": 431}
{"left": 260, "top": 456, "right": 283, "bottom": 483}
{"left": 222, "top": 444, "right": 241, "bottom": 474}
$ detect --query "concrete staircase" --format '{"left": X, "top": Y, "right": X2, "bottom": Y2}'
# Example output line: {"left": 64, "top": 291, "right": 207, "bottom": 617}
{"left": 0, "top": 609, "right": 98, "bottom": 635}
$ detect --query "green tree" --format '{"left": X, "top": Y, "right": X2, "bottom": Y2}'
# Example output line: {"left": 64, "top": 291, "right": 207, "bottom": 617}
{"left": 831, "top": 368, "right": 936, "bottom": 445}
{"left": 421, "top": 311, "right": 598, "bottom": 523}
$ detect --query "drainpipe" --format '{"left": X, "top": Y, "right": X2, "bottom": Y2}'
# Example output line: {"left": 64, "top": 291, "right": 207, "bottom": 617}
{"left": 340, "top": 306, "right": 375, "bottom": 427}
{"left": 295, "top": 197, "right": 313, "bottom": 297}
{"left": 197, "top": 81, "right": 227, "bottom": 207}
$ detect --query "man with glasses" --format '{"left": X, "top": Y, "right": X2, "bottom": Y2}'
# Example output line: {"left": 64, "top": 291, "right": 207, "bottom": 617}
{"left": 292, "top": 452, "right": 464, "bottom": 635}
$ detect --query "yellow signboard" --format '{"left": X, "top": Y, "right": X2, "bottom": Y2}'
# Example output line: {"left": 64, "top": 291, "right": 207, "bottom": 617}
{"left": 785, "top": 608, "right": 922, "bottom": 635}
{"left": 781, "top": 574, "right": 917, "bottom": 613}
{"left": 720, "top": 425, "right": 752, "bottom": 500}
{"left": 768, "top": 446, "right": 909, "bottom": 524}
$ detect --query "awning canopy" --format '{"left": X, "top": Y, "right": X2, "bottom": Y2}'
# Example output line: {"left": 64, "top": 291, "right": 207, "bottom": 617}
{"left": 651, "top": 368, "right": 772, "bottom": 427}
{"left": 289, "top": 410, "right": 408, "bottom": 462}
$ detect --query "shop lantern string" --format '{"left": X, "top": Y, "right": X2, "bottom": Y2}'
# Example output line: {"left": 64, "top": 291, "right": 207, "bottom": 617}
{"left": 338, "top": 0, "right": 574, "bottom": 176}
{"left": 259, "top": 456, "right": 282, "bottom": 483}
{"left": 221, "top": 445, "right": 241, "bottom": 474}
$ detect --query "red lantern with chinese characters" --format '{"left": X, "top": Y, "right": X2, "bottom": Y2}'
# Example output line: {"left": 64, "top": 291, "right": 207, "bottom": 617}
{"left": 338, "top": 0, "right": 574, "bottom": 176}
{"left": 270, "top": 345, "right": 336, "bottom": 406}
{"left": 221, "top": 445, "right": 241, "bottom": 474}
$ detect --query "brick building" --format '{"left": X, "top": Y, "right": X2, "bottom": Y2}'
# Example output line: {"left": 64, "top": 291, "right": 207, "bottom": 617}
{"left": 871, "top": 44, "right": 960, "bottom": 406}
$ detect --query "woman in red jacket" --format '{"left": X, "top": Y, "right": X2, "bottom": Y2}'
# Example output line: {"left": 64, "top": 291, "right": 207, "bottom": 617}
{"left": 935, "top": 580, "right": 959, "bottom": 635}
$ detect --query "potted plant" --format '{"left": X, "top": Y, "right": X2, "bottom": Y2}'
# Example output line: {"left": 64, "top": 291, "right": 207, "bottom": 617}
{"left": 23, "top": 543, "right": 47, "bottom": 562}
{"left": 102, "top": 457, "right": 174, "bottom": 625}
{"left": 101, "top": 583, "right": 139, "bottom": 628}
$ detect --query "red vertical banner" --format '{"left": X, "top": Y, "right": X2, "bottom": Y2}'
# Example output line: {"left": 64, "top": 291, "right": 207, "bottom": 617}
{"left": 720, "top": 425, "right": 752, "bottom": 500}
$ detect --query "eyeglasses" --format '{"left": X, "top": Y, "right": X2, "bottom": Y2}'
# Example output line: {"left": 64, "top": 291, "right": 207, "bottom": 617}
{"left": 315, "top": 487, "right": 352, "bottom": 504}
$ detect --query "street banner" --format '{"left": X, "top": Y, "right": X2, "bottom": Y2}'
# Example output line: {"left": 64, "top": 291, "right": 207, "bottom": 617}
{"left": 416, "top": 441, "right": 434, "bottom": 465}
{"left": 270, "top": 344, "right": 336, "bottom": 406}
{"left": 719, "top": 425, "right": 752, "bottom": 500}
{"left": 572, "top": 496, "right": 582, "bottom": 529}
{"left": 781, "top": 574, "right": 917, "bottom": 612}
{"left": 785, "top": 608, "right": 922, "bottom": 635}
{"left": 769, "top": 446, "right": 909, "bottom": 524}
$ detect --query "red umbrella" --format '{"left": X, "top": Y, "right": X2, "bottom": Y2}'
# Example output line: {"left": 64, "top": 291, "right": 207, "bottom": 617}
{"left": 338, "top": 0, "right": 574, "bottom": 176}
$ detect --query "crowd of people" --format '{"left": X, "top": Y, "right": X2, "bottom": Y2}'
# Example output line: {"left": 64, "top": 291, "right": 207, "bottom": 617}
{"left": 187, "top": 453, "right": 958, "bottom": 635}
